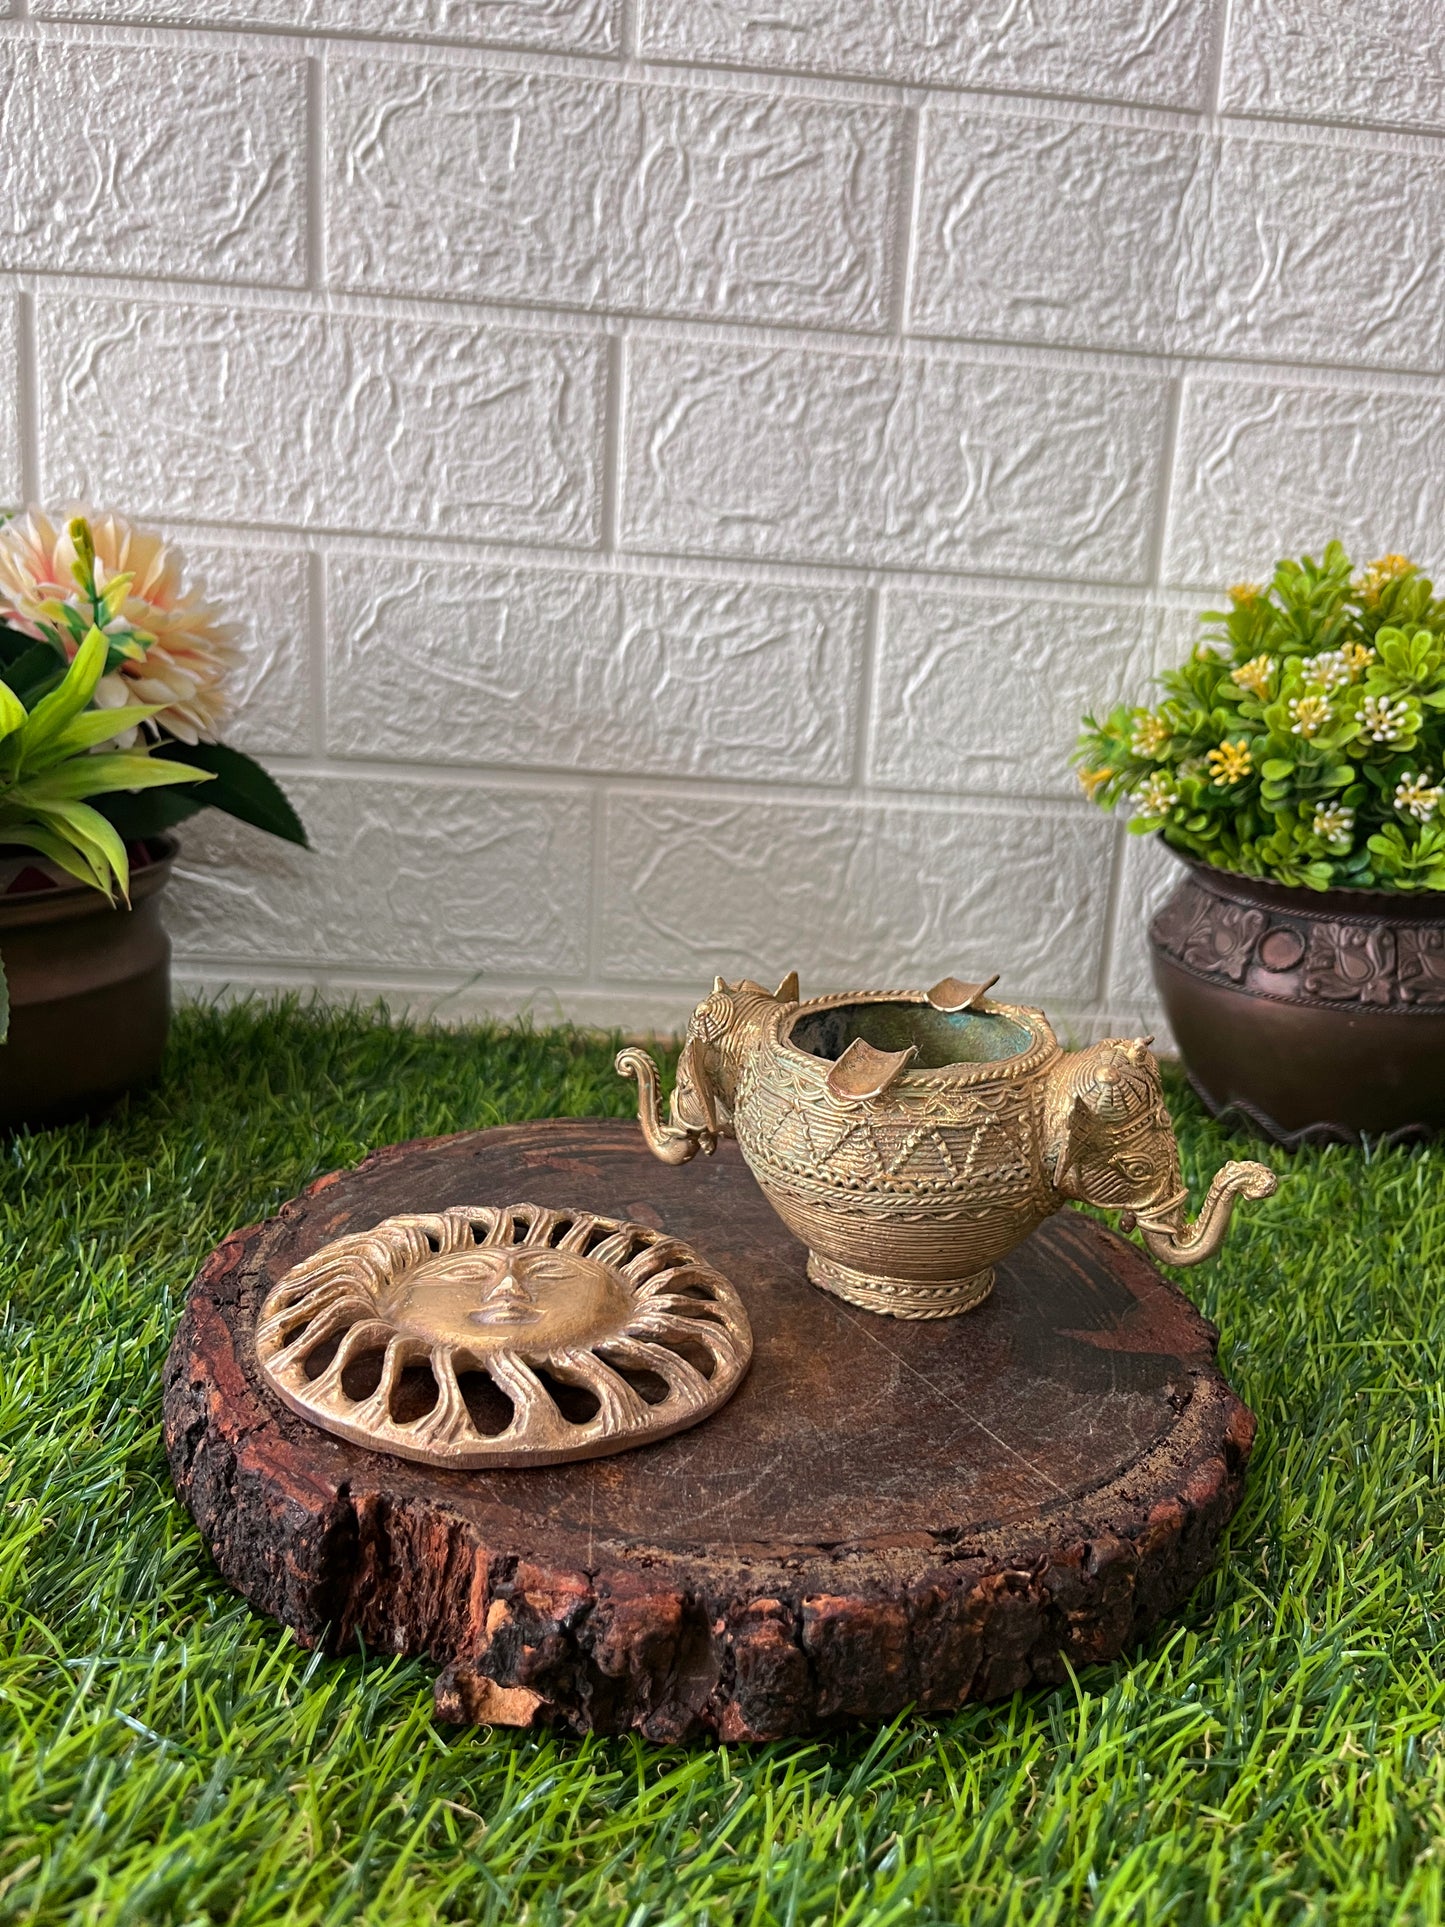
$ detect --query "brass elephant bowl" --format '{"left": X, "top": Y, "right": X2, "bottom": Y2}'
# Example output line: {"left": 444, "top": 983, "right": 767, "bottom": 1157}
{"left": 619, "top": 973, "right": 1277, "bottom": 1319}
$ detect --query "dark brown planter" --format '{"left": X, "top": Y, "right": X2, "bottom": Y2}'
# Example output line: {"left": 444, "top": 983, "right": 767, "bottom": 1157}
{"left": 0, "top": 836, "right": 176, "bottom": 1130}
{"left": 1149, "top": 850, "right": 1445, "bottom": 1146}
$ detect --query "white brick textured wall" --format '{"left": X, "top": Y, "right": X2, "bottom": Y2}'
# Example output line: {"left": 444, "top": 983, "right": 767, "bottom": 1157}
{"left": 6, "top": 6, "right": 1444, "bottom": 1042}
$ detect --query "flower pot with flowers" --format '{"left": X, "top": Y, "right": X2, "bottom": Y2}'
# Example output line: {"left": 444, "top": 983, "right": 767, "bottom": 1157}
{"left": 1078, "top": 546, "right": 1445, "bottom": 1144}
{"left": 0, "top": 506, "right": 306, "bottom": 1128}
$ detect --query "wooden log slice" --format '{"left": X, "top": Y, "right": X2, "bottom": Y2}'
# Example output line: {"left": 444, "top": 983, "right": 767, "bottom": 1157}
{"left": 164, "top": 1120, "right": 1255, "bottom": 1742}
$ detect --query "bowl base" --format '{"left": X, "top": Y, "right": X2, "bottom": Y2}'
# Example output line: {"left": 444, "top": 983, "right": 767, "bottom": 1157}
{"left": 805, "top": 1251, "right": 995, "bottom": 1320}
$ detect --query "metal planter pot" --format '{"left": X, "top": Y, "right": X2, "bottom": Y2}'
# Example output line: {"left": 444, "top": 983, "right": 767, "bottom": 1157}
{"left": 0, "top": 836, "right": 176, "bottom": 1130}
{"left": 1149, "top": 852, "right": 1445, "bottom": 1146}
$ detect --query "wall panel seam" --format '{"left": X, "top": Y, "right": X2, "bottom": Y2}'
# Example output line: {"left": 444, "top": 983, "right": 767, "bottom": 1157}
{"left": 60, "top": 513, "right": 1241, "bottom": 599}
{"left": 29, "top": 271, "right": 1445, "bottom": 391}
{"left": 154, "top": 522, "right": 1222, "bottom": 608}
{"left": 245, "top": 754, "right": 1105, "bottom": 817}
{"left": 27, "top": 16, "right": 1445, "bottom": 152}
{"left": 1097, "top": 372, "right": 1186, "bottom": 1005}
{"left": 850, "top": 584, "right": 882, "bottom": 790}
{"left": 890, "top": 99, "right": 924, "bottom": 337}
{"left": 307, "top": 548, "right": 326, "bottom": 760}
{"left": 1207, "top": 0, "right": 1235, "bottom": 119}
{"left": 600, "top": 333, "right": 626, "bottom": 555}
{"left": 306, "top": 43, "right": 327, "bottom": 290}
{"left": 14, "top": 288, "right": 39, "bottom": 504}
{"left": 585, "top": 782, "right": 608, "bottom": 978}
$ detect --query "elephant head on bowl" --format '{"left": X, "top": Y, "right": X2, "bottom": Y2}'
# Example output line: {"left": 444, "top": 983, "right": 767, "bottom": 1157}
{"left": 1043, "top": 1036, "right": 1275, "bottom": 1266}
{"left": 616, "top": 971, "right": 799, "bottom": 1164}
{"left": 617, "top": 973, "right": 1277, "bottom": 1316}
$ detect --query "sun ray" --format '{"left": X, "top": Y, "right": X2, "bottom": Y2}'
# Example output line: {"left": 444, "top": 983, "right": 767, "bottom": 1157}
{"left": 309, "top": 1318, "right": 396, "bottom": 1402}
{"left": 597, "top": 1334, "right": 713, "bottom": 1407}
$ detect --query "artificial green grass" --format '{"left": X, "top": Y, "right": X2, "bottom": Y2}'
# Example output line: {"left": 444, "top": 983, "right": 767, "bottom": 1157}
{"left": 2, "top": 1001, "right": 1445, "bottom": 1925}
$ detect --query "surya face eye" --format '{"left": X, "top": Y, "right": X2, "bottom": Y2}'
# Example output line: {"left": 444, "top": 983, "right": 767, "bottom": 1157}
{"left": 520, "top": 1255, "right": 572, "bottom": 1282}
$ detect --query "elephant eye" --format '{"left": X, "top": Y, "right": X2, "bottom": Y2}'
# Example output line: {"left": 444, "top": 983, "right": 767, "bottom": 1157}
{"left": 1120, "top": 1156, "right": 1154, "bottom": 1181}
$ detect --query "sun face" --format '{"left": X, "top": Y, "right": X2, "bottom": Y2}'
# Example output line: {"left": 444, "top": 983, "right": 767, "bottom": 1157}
{"left": 383, "top": 1246, "right": 630, "bottom": 1350}
{"left": 254, "top": 1203, "right": 752, "bottom": 1468}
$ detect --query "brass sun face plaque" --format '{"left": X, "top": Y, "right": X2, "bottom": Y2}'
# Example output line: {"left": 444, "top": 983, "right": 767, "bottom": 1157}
{"left": 254, "top": 1204, "right": 752, "bottom": 1468}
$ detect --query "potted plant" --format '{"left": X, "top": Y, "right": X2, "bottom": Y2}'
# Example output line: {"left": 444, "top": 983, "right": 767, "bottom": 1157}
{"left": 0, "top": 506, "right": 306, "bottom": 1127}
{"left": 1078, "top": 545, "right": 1445, "bottom": 1144}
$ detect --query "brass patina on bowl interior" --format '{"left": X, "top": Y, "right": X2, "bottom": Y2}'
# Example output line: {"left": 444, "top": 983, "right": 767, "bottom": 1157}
{"left": 785, "top": 995, "right": 1040, "bottom": 1071}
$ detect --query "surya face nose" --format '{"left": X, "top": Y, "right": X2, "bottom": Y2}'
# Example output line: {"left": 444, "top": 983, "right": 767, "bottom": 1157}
{"left": 490, "top": 1263, "right": 534, "bottom": 1306}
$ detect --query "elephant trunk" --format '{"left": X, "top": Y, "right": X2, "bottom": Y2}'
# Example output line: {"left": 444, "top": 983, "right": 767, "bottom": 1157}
{"left": 1133, "top": 1159, "right": 1277, "bottom": 1266}
{"left": 615, "top": 1048, "right": 715, "bottom": 1164}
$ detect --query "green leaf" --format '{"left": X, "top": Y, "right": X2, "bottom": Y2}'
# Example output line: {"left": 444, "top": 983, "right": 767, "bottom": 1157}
{"left": 0, "top": 622, "right": 43, "bottom": 665}
{"left": 106, "top": 634, "right": 149, "bottom": 673}
{"left": 66, "top": 515, "right": 95, "bottom": 576}
{"left": 18, "top": 627, "right": 109, "bottom": 764}
{"left": 21, "top": 751, "right": 214, "bottom": 803}
{"left": 153, "top": 740, "right": 308, "bottom": 846}
{"left": 99, "top": 572, "right": 134, "bottom": 622}
{"left": 0, "top": 818, "right": 109, "bottom": 892}
{"left": 27, "top": 799, "right": 129, "bottom": 899}
{"left": 0, "top": 681, "right": 24, "bottom": 743}
{"left": 41, "top": 703, "right": 167, "bottom": 762}
{"left": 94, "top": 787, "right": 209, "bottom": 840}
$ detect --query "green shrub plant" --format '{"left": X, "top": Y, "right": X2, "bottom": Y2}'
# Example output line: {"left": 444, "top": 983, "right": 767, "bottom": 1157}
{"left": 1077, "top": 546, "right": 1445, "bottom": 889}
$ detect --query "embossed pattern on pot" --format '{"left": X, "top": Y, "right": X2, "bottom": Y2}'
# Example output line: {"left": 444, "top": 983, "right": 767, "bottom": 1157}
{"left": 1149, "top": 856, "right": 1445, "bottom": 1143}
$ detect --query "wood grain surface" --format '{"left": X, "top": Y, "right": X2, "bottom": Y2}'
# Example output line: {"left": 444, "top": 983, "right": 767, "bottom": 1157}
{"left": 163, "top": 1120, "right": 1255, "bottom": 1740}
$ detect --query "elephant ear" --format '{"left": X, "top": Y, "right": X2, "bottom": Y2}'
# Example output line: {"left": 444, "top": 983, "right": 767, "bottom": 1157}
{"left": 1048, "top": 1090, "right": 1097, "bottom": 1193}
{"left": 674, "top": 1034, "right": 718, "bottom": 1135}
{"left": 1047, "top": 1040, "right": 1159, "bottom": 1194}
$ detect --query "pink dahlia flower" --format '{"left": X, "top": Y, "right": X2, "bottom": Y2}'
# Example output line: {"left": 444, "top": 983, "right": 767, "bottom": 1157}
{"left": 0, "top": 505, "right": 239, "bottom": 744}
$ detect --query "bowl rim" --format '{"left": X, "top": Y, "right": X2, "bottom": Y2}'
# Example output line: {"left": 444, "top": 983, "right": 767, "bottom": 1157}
{"left": 775, "top": 989, "right": 1059, "bottom": 1090}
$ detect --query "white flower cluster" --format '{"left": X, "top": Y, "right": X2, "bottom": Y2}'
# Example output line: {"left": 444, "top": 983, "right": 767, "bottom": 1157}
{"left": 1311, "top": 802, "right": 1354, "bottom": 848}
{"left": 1300, "top": 649, "right": 1353, "bottom": 692}
{"left": 1299, "top": 643, "right": 1373, "bottom": 692}
{"left": 1394, "top": 772, "right": 1443, "bottom": 822}
{"left": 1361, "top": 694, "right": 1412, "bottom": 742}
{"left": 1132, "top": 772, "right": 1179, "bottom": 820}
